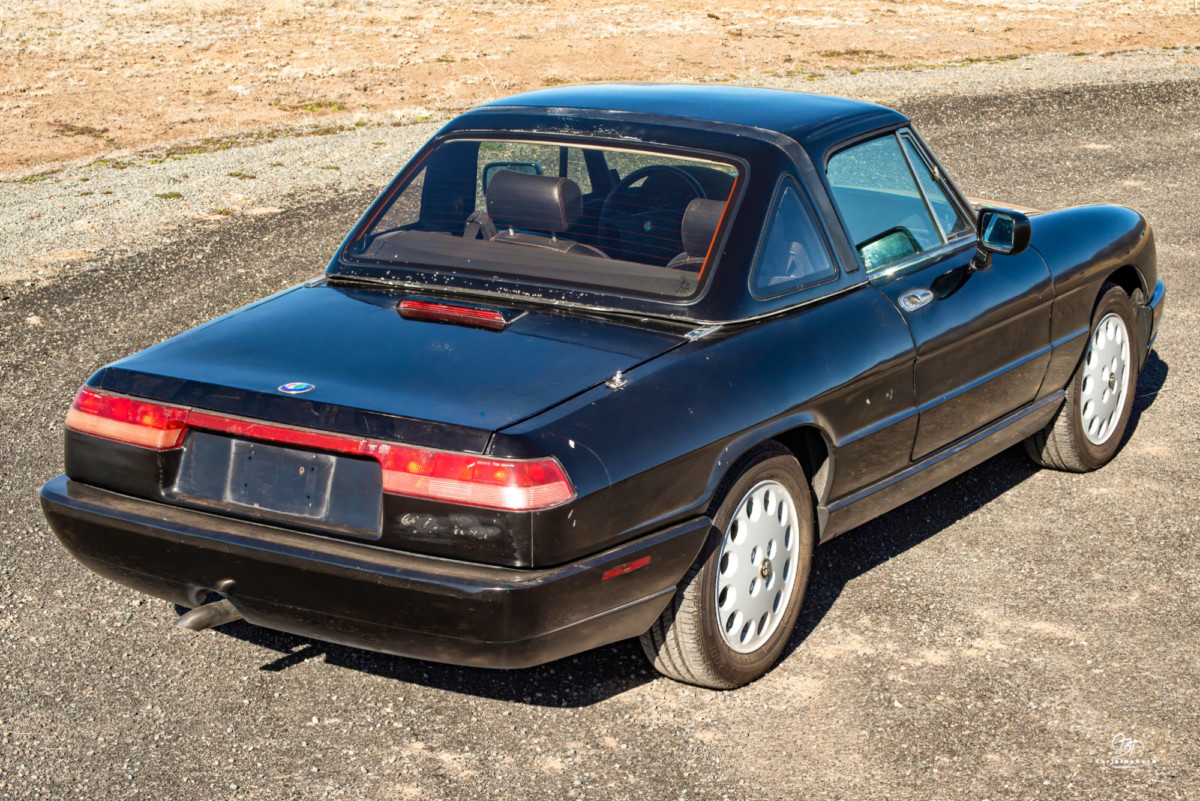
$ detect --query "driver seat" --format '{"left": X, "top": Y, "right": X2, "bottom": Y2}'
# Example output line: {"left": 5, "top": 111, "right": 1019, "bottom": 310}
{"left": 666, "top": 198, "right": 725, "bottom": 271}
{"left": 467, "top": 170, "right": 608, "bottom": 258}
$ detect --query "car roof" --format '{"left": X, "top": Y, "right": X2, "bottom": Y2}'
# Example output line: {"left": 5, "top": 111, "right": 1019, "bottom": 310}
{"left": 345, "top": 84, "right": 907, "bottom": 323}
{"left": 476, "top": 83, "right": 907, "bottom": 150}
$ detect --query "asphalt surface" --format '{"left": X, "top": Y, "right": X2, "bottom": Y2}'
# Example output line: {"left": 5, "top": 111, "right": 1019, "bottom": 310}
{"left": 1, "top": 79, "right": 1197, "bottom": 800}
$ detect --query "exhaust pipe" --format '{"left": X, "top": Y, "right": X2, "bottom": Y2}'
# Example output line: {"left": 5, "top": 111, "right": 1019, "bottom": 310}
{"left": 175, "top": 599, "right": 242, "bottom": 631}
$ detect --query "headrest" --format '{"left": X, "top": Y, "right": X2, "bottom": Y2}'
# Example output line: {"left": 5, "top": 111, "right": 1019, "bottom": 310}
{"left": 681, "top": 198, "right": 726, "bottom": 258}
{"left": 485, "top": 170, "right": 582, "bottom": 234}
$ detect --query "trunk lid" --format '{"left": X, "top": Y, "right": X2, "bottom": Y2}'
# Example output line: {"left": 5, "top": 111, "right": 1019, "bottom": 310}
{"left": 95, "top": 283, "right": 683, "bottom": 452}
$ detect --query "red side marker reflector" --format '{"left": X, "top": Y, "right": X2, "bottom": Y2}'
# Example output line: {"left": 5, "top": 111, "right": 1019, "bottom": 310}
{"left": 602, "top": 556, "right": 651, "bottom": 581}
{"left": 399, "top": 299, "right": 508, "bottom": 331}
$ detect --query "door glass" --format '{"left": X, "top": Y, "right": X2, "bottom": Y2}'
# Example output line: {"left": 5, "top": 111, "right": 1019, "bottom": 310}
{"left": 901, "top": 137, "right": 971, "bottom": 239}
{"left": 827, "top": 134, "right": 942, "bottom": 272}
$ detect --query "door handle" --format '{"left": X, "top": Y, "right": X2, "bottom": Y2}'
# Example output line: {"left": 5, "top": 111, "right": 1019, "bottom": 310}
{"left": 899, "top": 289, "right": 934, "bottom": 312}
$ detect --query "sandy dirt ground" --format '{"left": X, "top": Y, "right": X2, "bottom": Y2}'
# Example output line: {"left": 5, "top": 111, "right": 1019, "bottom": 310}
{"left": 3, "top": 0, "right": 1200, "bottom": 176}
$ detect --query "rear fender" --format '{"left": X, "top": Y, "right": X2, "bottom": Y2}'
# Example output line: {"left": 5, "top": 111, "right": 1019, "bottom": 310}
{"left": 494, "top": 284, "right": 917, "bottom": 565}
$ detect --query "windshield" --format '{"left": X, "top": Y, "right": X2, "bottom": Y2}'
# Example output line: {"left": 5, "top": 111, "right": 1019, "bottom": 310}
{"left": 343, "top": 137, "right": 741, "bottom": 300}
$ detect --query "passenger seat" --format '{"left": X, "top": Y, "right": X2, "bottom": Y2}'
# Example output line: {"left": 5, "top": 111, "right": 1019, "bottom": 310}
{"left": 666, "top": 198, "right": 725, "bottom": 271}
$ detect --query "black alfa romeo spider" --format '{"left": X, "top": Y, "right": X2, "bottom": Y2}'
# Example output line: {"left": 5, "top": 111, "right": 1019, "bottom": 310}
{"left": 41, "top": 84, "right": 1166, "bottom": 688}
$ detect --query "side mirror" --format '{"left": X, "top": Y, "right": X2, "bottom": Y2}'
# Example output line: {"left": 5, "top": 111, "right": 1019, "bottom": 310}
{"left": 482, "top": 161, "right": 543, "bottom": 192}
{"left": 973, "top": 207, "right": 1031, "bottom": 269}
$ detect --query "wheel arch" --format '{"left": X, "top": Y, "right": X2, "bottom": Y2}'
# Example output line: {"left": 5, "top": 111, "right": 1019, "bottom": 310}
{"left": 1101, "top": 265, "right": 1154, "bottom": 369}
{"left": 1105, "top": 263, "right": 1147, "bottom": 302}
{"left": 772, "top": 425, "right": 833, "bottom": 505}
{"left": 704, "top": 418, "right": 835, "bottom": 537}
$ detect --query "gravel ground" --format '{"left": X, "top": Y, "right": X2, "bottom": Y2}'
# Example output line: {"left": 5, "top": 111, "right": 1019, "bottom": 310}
{"left": 2, "top": 48, "right": 1199, "bottom": 284}
{"left": 1, "top": 61, "right": 1198, "bottom": 800}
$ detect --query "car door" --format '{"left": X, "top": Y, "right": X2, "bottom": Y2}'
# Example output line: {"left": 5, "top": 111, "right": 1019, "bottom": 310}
{"left": 826, "top": 129, "right": 1054, "bottom": 460}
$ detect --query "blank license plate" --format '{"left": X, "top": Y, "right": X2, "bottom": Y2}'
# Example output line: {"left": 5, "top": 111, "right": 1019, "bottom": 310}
{"left": 172, "top": 431, "right": 383, "bottom": 538}
{"left": 225, "top": 439, "right": 336, "bottom": 519}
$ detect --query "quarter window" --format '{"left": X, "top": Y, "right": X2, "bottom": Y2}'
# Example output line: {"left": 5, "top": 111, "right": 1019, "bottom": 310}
{"left": 900, "top": 136, "right": 970, "bottom": 239}
{"left": 750, "top": 178, "right": 836, "bottom": 297}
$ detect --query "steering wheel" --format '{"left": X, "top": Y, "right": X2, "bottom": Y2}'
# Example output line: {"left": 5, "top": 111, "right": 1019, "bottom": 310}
{"left": 599, "top": 165, "right": 706, "bottom": 263}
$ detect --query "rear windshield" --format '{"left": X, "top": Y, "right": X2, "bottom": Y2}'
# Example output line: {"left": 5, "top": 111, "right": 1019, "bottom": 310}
{"left": 343, "top": 137, "right": 741, "bottom": 299}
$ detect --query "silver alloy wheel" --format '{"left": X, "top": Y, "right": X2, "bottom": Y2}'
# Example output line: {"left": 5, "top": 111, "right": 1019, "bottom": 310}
{"left": 1080, "top": 312, "right": 1131, "bottom": 445}
{"left": 714, "top": 479, "right": 801, "bottom": 654}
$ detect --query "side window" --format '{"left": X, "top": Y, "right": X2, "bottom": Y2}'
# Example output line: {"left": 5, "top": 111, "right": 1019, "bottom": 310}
{"left": 827, "top": 134, "right": 942, "bottom": 272}
{"left": 900, "top": 136, "right": 970, "bottom": 239}
{"left": 750, "top": 178, "right": 837, "bottom": 297}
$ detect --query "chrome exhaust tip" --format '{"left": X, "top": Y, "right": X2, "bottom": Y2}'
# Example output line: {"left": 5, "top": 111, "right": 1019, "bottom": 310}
{"left": 174, "top": 598, "right": 242, "bottom": 631}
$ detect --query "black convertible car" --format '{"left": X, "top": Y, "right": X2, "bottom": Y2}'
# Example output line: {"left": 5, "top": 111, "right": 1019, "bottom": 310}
{"left": 41, "top": 85, "right": 1165, "bottom": 688}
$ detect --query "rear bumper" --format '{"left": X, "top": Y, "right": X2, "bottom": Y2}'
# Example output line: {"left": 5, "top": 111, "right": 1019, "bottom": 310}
{"left": 40, "top": 475, "right": 710, "bottom": 668}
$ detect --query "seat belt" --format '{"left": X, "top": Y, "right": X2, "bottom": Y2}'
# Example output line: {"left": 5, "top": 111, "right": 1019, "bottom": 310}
{"left": 463, "top": 210, "right": 497, "bottom": 241}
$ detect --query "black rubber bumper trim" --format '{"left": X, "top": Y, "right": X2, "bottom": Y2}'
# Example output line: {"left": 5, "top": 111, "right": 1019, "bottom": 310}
{"left": 40, "top": 475, "right": 711, "bottom": 669}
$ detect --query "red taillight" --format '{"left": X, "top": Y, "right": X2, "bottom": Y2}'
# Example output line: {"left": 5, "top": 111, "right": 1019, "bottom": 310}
{"left": 187, "top": 410, "right": 360, "bottom": 457}
{"left": 65, "top": 387, "right": 188, "bottom": 450}
{"left": 366, "top": 444, "right": 574, "bottom": 511}
{"left": 64, "top": 387, "right": 575, "bottom": 512}
{"left": 398, "top": 299, "right": 509, "bottom": 331}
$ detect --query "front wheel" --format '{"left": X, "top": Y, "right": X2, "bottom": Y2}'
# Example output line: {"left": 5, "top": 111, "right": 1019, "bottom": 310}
{"left": 1025, "top": 282, "right": 1138, "bottom": 472}
{"left": 639, "top": 444, "right": 814, "bottom": 689}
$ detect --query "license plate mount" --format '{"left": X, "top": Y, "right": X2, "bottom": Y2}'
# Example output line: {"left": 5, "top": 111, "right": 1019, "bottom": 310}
{"left": 172, "top": 431, "right": 383, "bottom": 538}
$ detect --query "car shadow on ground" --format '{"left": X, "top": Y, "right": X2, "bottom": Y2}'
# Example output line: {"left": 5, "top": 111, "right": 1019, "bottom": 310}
{"left": 207, "top": 617, "right": 657, "bottom": 706}
{"left": 784, "top": 348, "right": 1167, "bottom": 660}
{"left": 199, "top": 351, "right": 1168, "bottom": 706}
{"left": 783, "top": 445, "right": 1041, "bottom": 661}
{"left": 1126, "top": 349, "right": 1168, "bottom": 441}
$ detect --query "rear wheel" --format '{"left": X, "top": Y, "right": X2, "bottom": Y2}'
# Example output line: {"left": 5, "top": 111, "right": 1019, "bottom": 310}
{"left": 639, "top": 444, "right": 814, "bottom": 688}
{"left": 1025, "top": 283, "right": 1138, "bottom": 472}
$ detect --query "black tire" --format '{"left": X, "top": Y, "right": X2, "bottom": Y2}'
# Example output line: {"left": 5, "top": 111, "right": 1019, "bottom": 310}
{"left": 639, "top": 443, "right": 814, "bottom": 689}
{"left": 1025, "top": 282, "right": 1138, "bottom": 472}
